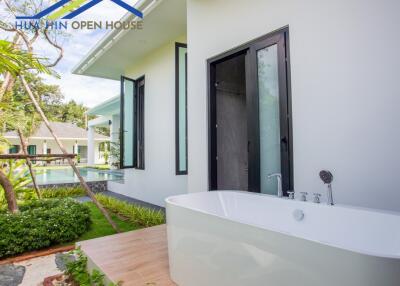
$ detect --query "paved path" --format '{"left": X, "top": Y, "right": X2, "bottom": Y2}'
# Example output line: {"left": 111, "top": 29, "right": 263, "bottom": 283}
{"left": 0, "top": 253, "right": 71, "bottom": 286}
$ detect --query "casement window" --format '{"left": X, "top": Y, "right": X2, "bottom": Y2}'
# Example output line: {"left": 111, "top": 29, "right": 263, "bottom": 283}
{"left": 121, "top": 75, "right": 145, "bottom": 169}
{"left": 175, "top": 43, "right": 188, "bottom": 175}
{"left": 9, "top": 145, "right": 20, "bottom": 154}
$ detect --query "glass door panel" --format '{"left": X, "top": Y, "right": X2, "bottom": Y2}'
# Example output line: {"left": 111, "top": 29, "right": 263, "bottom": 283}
{"left": 257, "top": 44, "right": 281, "bottom": 195}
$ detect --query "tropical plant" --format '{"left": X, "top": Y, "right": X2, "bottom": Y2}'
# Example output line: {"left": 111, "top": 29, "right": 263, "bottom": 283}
{"left": 0, "top": 160, "right": 33, "bottom": 206}
{"left": 110, "top": 142, "right": 120, "bottom": 169}
{"left": 38, "top": 186, "right": 86, "bottom": 199}
{"left": 0, "top": 40, "right": 49, "bottom": 77}
{"left": 65, "top": 248, "right": 122, "bottom": 286}
{"left": 95, "top": 194, "right": 165, "bottom": 227}
{"left": 103, "top": 150, "right": 110, "bottom": 165}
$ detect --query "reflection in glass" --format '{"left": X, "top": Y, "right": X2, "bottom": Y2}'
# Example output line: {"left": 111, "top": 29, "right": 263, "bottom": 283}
{"left": 258, "top": 44, "right": 281, "bottom": 194}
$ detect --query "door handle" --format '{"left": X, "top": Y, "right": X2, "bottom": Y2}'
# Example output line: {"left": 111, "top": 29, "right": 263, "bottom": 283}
{"left": 281, "top": 136, "right": 288, "bottom": 151}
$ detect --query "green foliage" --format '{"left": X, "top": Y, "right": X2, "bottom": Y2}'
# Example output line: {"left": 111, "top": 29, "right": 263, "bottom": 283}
{"left": 0, "top": 40, "right": 50, "bottom": 76}
{"left": 4, "top": 73, "right": 88, "bottom": 131}
{"left": 65, "top": 248, "right": 122, "bottom": 286}
{"left": 0, "top": 160, "right": 33, "bottom": 205}
{"left": 109, "top": 142, "right": 120, "bottom": 168}
{"left": 84, "top": 165, "right": 110, "bottom": 171}
{"left": 78, "top": 203, "right": 138, "bottom": 241}
{"left": 57, "top": 100, "right": 88, "bottom": 129}
{"left": 0, "top": 199, "right": 91, "bottom": 258}
{"left": 39, "top": 186, "right": 86, "bottom": 199}
{"left": 102, "top": 150, "right": 109, "bottom": 165}
{"left": 95, "top": 194, "right": 165, "bottom": 228}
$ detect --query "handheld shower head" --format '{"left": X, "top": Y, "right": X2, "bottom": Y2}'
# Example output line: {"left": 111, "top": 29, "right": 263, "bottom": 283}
{"left": 319, "top": 170, "right": 333, "bottom": 184}
{"left": 319, "top": 170, "right": 334, "bottom": 205}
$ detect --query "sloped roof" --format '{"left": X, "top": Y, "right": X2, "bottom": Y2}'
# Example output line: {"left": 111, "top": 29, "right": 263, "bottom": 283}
{"left": 4, "top": 122, "right": 108, "bottom": 141}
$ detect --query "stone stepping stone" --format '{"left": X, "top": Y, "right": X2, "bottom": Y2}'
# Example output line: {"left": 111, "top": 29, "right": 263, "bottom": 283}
{"left": 0, "top": 264, "right": 25, "bottom": 286}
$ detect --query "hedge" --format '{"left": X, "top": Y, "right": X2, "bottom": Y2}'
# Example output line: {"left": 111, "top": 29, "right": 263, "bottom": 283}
{"left": 0, "top": 199, "right": 91, "bottom": 258}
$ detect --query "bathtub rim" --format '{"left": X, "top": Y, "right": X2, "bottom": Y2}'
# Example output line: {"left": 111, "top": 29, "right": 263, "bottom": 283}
{"left": 165, "top": 190, "right": 400, "bottom": 260}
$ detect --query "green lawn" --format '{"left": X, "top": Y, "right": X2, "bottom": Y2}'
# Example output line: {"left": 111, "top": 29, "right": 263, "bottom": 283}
{"left": 77, "top": 202, "right": 140, "bottom": 242}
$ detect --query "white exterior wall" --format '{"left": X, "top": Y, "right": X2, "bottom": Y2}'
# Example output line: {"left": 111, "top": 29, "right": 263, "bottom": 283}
{"left": 108, "top": 35, "right": 188, "bottom": 207}
{"left": 187, "top": 0, "right": 400, "bottom": 211}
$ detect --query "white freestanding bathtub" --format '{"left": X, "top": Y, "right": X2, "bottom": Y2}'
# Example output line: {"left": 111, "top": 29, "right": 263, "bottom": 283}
{"left": 166, "top": 191, "right": 400, "bottom": 286}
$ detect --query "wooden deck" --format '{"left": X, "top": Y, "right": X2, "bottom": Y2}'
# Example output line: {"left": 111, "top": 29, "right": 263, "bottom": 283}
{"left": 78, "top": 225, "right": 176, "bottom": 286}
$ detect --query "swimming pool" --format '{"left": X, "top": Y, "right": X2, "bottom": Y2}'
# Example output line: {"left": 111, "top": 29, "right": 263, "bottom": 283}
{"left": 34, "top": 167, "right": 124, "bottom": 185}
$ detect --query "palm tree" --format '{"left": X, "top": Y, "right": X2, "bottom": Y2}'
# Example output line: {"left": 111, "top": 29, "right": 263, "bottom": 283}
{"left": 0, "top": 40, "right": 50, "bottom": 102}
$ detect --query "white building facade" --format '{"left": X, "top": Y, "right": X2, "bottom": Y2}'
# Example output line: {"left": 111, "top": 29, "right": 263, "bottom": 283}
{"left": 74, "top": 0, "right": 400, "bottom": 211}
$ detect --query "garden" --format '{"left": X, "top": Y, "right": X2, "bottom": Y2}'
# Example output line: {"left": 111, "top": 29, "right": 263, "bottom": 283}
{"left": 0, "top": 184, "right": 165, "bottom": 259}
{"left": 0, "top": 5, "right": 165, "bottom": 283}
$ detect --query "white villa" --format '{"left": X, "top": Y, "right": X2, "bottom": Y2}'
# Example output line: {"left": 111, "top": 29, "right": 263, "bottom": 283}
{"left": 4, "top": 121, "right": 109, "bottom": 164}
{"left": 73, "top": 0, "right": 400, "bottom": 211}
{"left": 86, "top": 96, "right": 120, "bottom": 166}
{"left": 70, "top": 0, "right": 400, "bottom": 285}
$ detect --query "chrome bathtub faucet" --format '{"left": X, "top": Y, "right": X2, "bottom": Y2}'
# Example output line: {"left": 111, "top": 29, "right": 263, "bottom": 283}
{"left": 300, "top": 192, "right": 308, "bottom": 202}
{"left": 287, "top": 191, "right": 295, "bottom": 200}
{"left": 267, "top": 173, "right": 283, "bottom": 197}
{"left": 319, "top": 170, "right": 334, "bottom": 205}
{"left": 313, "top": 193, "right": 321, "bottom": 204}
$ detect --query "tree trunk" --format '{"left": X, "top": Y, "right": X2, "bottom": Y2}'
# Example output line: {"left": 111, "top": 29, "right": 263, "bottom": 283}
{"left": 0, "top": 168, "right": 18, "bottom": 213}
{"left": 17, "top": 129, "right": 41, "bottom": 199}
{"left": 0, "top": 73, "right": 13, "bottom": 102}
{"left": 19, "top": 75, "right": 120, "bottom": 232}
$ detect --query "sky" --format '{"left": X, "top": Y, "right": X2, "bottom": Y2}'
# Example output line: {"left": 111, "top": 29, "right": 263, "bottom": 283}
{"left": 1, "top": 0, "right": 140, "bottom": 108}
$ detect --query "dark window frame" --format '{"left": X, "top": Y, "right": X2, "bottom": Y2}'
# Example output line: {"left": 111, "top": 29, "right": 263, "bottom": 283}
{"left": 175, "top": 42, "right": 188, "bottom": 175}
{"left": 120, "top": 75, "right": 145, "bottom": 170}
{"left": 207, "top": 26, "right": 293, "bottom": 195}
{"left": 136, "top": 76, "right": 145, "bottom": 170}
{"left": 120, "top": 75, "right": 137, "bottom": 169}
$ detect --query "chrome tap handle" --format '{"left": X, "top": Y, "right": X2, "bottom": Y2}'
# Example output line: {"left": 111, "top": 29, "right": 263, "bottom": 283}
{"left": 313, "top": 193, "right": 321, "bottom": 204}
{"left": 287, "top": 191, "right": 295, "bottom": 200}
{"left": 300, "top": 192, "right": 308, "bottom": 202}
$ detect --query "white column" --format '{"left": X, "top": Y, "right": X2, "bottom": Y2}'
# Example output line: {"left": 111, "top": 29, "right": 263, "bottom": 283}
{"left": 88, "top": 127, "right": 95, "bottom": 165}
{"left": 42, "top": 141, "right": 47, "bottom": 166}
{"left": 111, "top": 115, "right": 120, "bottom": 143}
{"left": 43, "top": 140, "right": 47, "bottom": 154}
{"left": 74, "top": 141, "right": 78, "bottom": 154}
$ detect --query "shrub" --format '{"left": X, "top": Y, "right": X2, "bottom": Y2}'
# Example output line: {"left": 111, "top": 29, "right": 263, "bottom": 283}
{"left": 64, "top": 248, "right": 121, "bottom": 286}
{"left": 83, "top": 165, "right": 110, "bottom": 171}
{"left": 95, "top": 194, "right": 165, "bottom": 227}
{"left": 0, "top": 199, "right": 91, "bottom": 258}
{"left": 39, "top": 186, "right": 86, "bottom": 199}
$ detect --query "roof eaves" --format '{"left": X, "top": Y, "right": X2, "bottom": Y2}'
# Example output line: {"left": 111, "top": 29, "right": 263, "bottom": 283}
{"left": 71, "top": 0, "right": 161, "bottom": 76}
{"left": 86, "top": 95, "right": 120, "bottom": 115}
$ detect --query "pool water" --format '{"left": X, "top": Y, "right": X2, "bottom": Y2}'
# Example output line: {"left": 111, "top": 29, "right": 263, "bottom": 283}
{"left": 34, "top": 168, "right": 124, "bottom": 185}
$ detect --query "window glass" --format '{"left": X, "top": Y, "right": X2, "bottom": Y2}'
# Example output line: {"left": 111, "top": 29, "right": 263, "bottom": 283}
{"left": 176, "top": 44, "right": 188, "bottom": 174}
